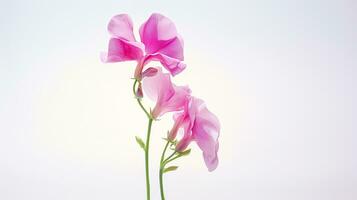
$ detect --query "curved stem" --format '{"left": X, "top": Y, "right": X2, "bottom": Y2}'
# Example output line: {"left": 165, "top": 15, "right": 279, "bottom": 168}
{"left": 159, "top": 140, "right": 170, "bottom": 200}
{"left": 133, "top": 80, "right": 151, "bottom": 118}
{"left": 165, "top": 154, "right": 182, "bottom": 164}
{"left": 160, "top": 140, "right": 170, "bottom": 164}
{"left": 163, "top": 151, "right": 177, "bottom": 165}
{"left": 133, "top": 79, "right": 153, "bottom": 200}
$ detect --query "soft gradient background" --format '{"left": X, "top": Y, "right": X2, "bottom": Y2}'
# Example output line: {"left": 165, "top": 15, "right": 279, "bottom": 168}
{"left": 1, "top": 0, "right": 356, "bottom": 199}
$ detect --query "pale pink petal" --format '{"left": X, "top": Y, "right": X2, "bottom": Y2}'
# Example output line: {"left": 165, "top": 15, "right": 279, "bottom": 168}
{"left": 168, "top": 113, "right": 185, "bottom": 141}
{"left": 108, "top": 14, "right": 136, "bottom": 41}
{"left": 191, "top": 98, "right": 220, "bottom": 171}
{"left": 203, "top": 143, "right": 219, "bottom": 172}
{"left": 142, "top": 69, "right": 190, "bottom": 119}
{"left": 155, "top": 85, "right": 191, "bottom": 117}
{"left": 101, "top": 38, "right": 144, "bottom": 62}
{"left": 142, "top": 68, "right": 174, "bottom": 103}
{"left": 195, "top": 128, "right": 219, "bottom": 171}
{"left": 168, "top": 96, "right": 220, "bottom": 170}
{"left": 175, "top": 118, "right": 193, "bottom": 151}
{"left": 176, "top": 135, "right": 192, "bottom": 152}
{"left": 102, "top": 14, "right": 144, "bottom": 63}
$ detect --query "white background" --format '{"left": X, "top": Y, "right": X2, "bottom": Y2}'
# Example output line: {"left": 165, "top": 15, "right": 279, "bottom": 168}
{"left": 1, "top": 0, "right": 356, "bottom": 199}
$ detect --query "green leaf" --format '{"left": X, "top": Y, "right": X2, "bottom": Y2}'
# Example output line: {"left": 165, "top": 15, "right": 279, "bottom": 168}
{"left": 135, "top": 136, "right": 146, "bottom": 150}
{"left": 179, "top": 149, "right": 191, "bottom": 156}
{"left": 163, "top": 166, "right": 178, "bottom": 173}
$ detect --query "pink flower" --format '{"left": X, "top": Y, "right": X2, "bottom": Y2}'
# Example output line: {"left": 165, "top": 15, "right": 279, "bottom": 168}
{"left": 142, "top": 68, "right": 191, "bottom": 119}
{"left": 169, "top": 97, "right": 220, "bottom": 172}
{"left": 101, "top": 13, "right": 186, "bottom": 79}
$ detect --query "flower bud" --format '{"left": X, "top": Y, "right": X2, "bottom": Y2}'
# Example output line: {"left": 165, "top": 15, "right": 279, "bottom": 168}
{"left": 136, "top": 83, "right": 143, "bottom": 98}
{"left": 142, "top": 67, "right": 158, "bottom": 78}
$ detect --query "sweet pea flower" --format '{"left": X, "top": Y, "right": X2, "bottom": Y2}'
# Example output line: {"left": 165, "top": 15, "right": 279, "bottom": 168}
{"left": 168, "top": 97, "right": 220, "bottom": 172}
{"left": 142, "top": 68, "right": 191, "bottom": 119}
{"left": 101, "top": 13, "right": 186, "bottom": 80}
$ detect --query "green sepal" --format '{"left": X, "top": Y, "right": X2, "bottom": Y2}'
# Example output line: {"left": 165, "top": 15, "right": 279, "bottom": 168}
{"left": 179, "top": 149, "right": 191, "bottom": 156}
{"left": 163, "top": 166, "right": 178, "bottom": 173}
{"left": 135, "top": 136, "right": 146, "bottom": 150}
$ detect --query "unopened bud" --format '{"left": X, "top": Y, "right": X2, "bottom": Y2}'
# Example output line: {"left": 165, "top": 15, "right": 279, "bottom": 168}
{"left": 136, "top": 83, "right": 143, "bottom": 98}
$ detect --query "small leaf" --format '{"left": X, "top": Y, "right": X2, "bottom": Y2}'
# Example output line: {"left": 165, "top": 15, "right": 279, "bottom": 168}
{"left": 135, "top": 136, "right": 146, "bottom": 150}
{"left": 179, "top": 149, "right": 191, "bottom": 156}
{"left": 163, "top": 166, "right": 178, "bottom": 173}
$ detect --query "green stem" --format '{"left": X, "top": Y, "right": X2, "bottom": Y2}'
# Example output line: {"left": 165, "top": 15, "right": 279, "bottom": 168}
{"left": 165, "top": 154, "right": 182, "bottom": 164}
{"left": 160, "top": 140, "right": 170, "bottom": 164}
{"left": 133, "top": 79, "right": 153, "bottom": 200}
{"left": 163, "top": 151, "right": 177, "bottom": 165}
{"left": 159, "top": 168, "right": 165, "bottom": 200}
{"left": 159, "top": 140, "right": 170, "bottom": 200}
{"left": 145, "top": 118, "right": 153, "bottom": 200}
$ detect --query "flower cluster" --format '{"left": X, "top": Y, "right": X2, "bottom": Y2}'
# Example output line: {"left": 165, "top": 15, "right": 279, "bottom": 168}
{"left": 102, "top": 13, "right": 220, "bottom": 199}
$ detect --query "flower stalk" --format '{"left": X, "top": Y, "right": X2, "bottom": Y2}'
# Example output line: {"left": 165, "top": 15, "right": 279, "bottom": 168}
{"left": 133, "top": 79, "right": 153, "bottom": 200}
{"left": 159, "top": 140, "right": 170, "bottom": 200}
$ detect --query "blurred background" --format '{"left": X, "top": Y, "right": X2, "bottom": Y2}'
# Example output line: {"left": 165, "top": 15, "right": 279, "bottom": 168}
{"left": 1, "top": 0, "right": 356, "bottom": 199}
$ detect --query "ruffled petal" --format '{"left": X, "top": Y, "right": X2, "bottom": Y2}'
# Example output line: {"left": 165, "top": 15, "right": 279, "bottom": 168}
{"left": 142, "top": 68, "right": 174, "bottom": 104}
{"left": 108, "top": 14, "right": 136, "bottom": 41}
{"left": 139, "top": 13, "right": 178, "bottom": 53}
{"left": 101, "top": 38, "right": 144, "bottom": 62}
{"left": 168, "top": 113, "right": 185, "bottom": 141}
{"left": 139, "top": 13, "right": 185, "bottom": 75}
{"left": 102, "top": 14, "right": 144, "bottom": 63}
{"left": 142, "top": 69, "right": 190, "bottom": 119}
{"left": 167, "top": 96, "right": 220, "bottom": 170}
{"left": 191, "top": 98, "right": 220, "bottom": 171}
{"left": 144, "top": 53, "right": 186, "bottom": 76}
{"left": 203, "top": 143, "right": 219, "bottom": 172}
{"left": 154, "top": 85, "right": 191, "bottom": 118}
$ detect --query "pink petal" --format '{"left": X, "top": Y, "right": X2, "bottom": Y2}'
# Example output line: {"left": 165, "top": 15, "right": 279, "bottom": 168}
{"left": 176, "top": 134, "right": 192, "bottom": 152}
{"left": 191, "top": 98, "right": 220, "bottom": 171}
{"left": 144, "top": 53, "right": 186, "bottom": 76}
{"left": 168, "top": 96, "right": 220, "bottom": 170}
{"left": 203, "top": 143, "right": 219, "bottom": 172}
{"left": 102, "top": 14, "right": 144, "bottom": 63}
{"left": 139, "top": 13, "right": 178, "bottom": 53}
{"left": 142, "top": 69, "right": 190, "bottom": 118}
{"left": 168, "top": 112, "right": 185, "bottom": 141}
{"left": 174, "top": 117, "right": 193, "bottom": 151}
{"left": 170, "top": 102, "right": 195, "bottom": 152}
{"left": 142, "top": 68, "right": 174, "bottom": 104}
{"left": 101, "top": 38, "right": 144, "bottom": 62}
{"left": 108, "top": 14, "right": 136, "bottom": 41}
{"left": 141, "top": 67, "right": 158, "bottom": 78}
{"left": 156, "top": 36, "right": 184, "bottom": 60}
{"left": 153, "top": 85, "right": 190, "bottom": 118}
{"left": 139, "top": 13, "right": 185, "bottom": 75}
